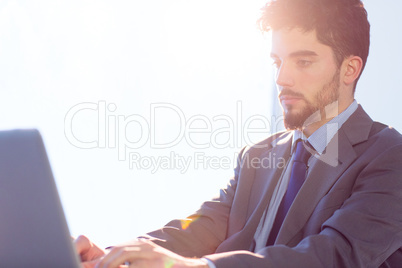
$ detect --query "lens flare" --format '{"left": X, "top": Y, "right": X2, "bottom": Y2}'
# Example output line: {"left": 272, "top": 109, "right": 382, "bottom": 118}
{"left": 180, "top": 219, "right": 192, "bottom": 230}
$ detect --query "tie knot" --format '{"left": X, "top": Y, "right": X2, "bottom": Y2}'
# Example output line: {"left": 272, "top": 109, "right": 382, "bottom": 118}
{"left": 294, "top": 140, "right": 311, "bottom": 164}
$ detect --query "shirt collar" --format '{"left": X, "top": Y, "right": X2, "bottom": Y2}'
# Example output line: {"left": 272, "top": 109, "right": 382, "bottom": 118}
{"left": 292, "top": 100, "right": 358, "bottom": 154}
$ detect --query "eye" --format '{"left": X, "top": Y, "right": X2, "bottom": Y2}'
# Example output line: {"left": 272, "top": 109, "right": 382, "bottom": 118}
{"left": 297, "top": 59, "right": 312, "bottom": 67}
{"left": 272, "top": 59, "right": 281, "bottom": 69}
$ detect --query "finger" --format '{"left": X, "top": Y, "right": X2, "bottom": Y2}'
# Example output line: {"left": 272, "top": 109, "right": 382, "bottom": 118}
{"left": 75, "top": 235, "right": 106, "bottom": 262}
{"left": 128, "top": 259, "right": 165, "bottom": 268}
{"left": 75, "top": 235, "right": 92, "bottom": 255}
{"left": 82, "top": 259, "right": 99, "bottom": 268}
{"left": 96, "top": 246, "right": 157, "bottom": 268}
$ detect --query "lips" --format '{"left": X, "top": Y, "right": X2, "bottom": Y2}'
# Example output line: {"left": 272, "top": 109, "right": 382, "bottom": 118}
{"left": 280, "top": 95, "right": 304, "bottom": 105}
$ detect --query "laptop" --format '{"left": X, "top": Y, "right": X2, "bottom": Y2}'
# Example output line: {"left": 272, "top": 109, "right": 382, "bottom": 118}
{"left": 0, "top": 129, "right": 81, "bottom": 267}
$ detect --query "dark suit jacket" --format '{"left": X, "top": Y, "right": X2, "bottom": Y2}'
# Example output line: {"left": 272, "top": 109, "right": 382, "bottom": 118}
{"left": 144, "top": 106, "right": 402, "bottom": 267}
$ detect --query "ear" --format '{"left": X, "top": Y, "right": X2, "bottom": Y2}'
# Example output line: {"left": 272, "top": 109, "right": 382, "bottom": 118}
{"left": 342, "top": 56, "right": 363, "bottom": 86}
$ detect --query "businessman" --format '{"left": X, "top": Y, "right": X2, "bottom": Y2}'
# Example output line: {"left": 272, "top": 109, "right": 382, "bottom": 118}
{"left": 75, "top": 0, "right": 402, "bottom": 267}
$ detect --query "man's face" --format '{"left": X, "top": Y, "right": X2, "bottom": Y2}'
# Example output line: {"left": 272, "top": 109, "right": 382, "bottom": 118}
{"left": 271, "top": 28, "right": 341, "bottom": 130}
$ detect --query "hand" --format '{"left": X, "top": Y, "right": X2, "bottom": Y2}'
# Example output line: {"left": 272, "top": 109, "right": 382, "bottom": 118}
{"left": 74, "top": 235, "right": 107, "bottom": 268}
{"left": 95, "top": 239, "right": 208, "bottom": 268}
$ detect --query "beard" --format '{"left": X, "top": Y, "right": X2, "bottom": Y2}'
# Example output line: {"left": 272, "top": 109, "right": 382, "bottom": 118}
{"left": 282, "top": 69, "right": 341, "bottom": 130}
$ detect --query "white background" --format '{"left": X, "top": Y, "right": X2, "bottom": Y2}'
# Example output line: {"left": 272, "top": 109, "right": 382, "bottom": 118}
{"left": 0, "top": 0, "right": 400, "bottom": 248}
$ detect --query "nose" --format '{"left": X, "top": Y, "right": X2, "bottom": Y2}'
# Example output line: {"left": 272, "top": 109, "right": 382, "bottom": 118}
{"left": 275, "top": 62, "right": 294, "bottom": 88}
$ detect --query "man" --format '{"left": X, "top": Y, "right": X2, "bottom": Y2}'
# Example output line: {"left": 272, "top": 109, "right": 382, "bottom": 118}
{"left": 76, "top": 0, "right": 402, "bottom": 267}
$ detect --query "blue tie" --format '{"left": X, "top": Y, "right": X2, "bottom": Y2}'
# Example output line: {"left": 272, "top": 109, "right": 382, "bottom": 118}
{"left": 266, "top": 140, "right": 311, "bottom": 246}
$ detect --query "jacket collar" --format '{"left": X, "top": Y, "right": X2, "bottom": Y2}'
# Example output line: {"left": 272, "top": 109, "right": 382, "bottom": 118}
{"left": 276, "top": 105, "right": 373, "bottom": 246}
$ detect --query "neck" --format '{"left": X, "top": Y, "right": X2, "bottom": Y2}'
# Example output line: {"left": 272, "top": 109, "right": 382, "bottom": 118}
{"left": 301, "top": 117, "right": 332, "bottom": 137}
{"left": 301, "top": 99, "right": 354, "bottom": 137}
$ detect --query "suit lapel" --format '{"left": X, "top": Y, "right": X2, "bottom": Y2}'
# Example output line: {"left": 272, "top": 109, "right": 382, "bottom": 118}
{"left": 276, "top": 105, "right": 374, "bottom": 245}
{"left": 246, "top": 134, "right": 292, "bottom": 220}
{"left": 216, "top": 133, "right": 293, "bottom": 253}
{"left": 276, "top": 130, "right": 356, "bottom": 245}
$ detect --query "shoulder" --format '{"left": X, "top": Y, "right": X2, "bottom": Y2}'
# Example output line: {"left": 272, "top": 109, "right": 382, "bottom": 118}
{"left": 355, "top": 121, "right": 402, "bottom": 169}
{"left": 239, "top": 130, "right": 292, "bottom": 158}
{"left": 343, "top": 105, "right": 402, "bottom": 149}
{"left": 371, "top": 121, "right": 402, "bottom": 143}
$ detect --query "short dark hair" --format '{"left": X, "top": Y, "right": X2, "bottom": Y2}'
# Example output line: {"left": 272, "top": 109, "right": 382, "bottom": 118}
{"left": 259, "top": 0, "right": 370, "bottom": 90}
